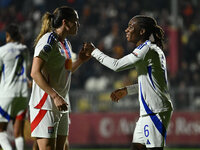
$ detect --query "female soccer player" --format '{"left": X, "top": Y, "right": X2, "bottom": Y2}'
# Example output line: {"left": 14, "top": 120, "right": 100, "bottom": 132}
{"left": 29, "top": 6, "right": 90, "bottom": 150}
{"left": 0, "top": 24, "right": 29, "bottom": 150}
{"left": 84, "top": 15, "right": 173, "bottom": 150}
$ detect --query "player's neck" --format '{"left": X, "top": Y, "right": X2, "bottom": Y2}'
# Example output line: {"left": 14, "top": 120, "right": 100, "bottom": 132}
{"left": 54, "top": 29, "right": 67, "bottom": 42}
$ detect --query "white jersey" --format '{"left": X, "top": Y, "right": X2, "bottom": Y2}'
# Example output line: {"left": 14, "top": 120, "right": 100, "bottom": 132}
{"left": 91, "top": 40, "right": 173, "bottom": 116}
{"left": 29, "top": 32, "right": 73, "bottom": 110}
{"left": 0, "top": 42, "right": 28, "bottom": 98}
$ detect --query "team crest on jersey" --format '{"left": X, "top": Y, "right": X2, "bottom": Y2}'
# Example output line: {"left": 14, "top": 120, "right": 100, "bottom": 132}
{"left": 48, "top": 126, "right": 54, "bottom": 134}
{"left": 43, "top": 44, "right": 52, "bottom": 53}
{"left": 60, "top": 49, "right": 65, "bottom": 54}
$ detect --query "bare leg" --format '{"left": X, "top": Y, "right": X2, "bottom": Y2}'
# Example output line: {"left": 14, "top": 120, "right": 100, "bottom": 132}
{"left": 13, "top": 119, "right": 25, "bottom": 150}
{"left": 64, "top": 136, "right": 69, "bottom": 150}
{"left": 32, "top": 140, "right": 39, "bottom": 150}
{"left": 13, "top": 119, "right": 24, "bottom": 137}
{"left": 0, "top": 122, "right": 12, "bottom": 150}
{"left": 37, "top": 138, "right": 56, "bottom": 150}
{"left": 56, "top": 135, "right": 68, "bottom": 150}
{"left": 131, "top": 143, "right": 147, "bottom": 150}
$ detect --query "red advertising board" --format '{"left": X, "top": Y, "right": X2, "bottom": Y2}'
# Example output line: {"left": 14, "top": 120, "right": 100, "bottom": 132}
{"left": 69, "top": 112, "right": 200, "bottom": 146}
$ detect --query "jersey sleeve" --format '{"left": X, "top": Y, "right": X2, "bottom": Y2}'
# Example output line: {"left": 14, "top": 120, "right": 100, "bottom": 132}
{"left": 34, "top": 33, "right": 56, "bottom": 62}
{"left": 91, "top": 41, "right": 150, "bottom": 72}
{"left": 132, "top": 40, "right": 150, "bottom": 59}
{"left": 126, "top": 84, "right": 138, "bottom": 95}
{"left": 0, "top": 48, "right": 3, "bottom": 70}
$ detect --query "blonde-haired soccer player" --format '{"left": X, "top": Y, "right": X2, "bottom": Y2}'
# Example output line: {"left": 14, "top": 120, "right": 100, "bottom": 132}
{"left": 29, "top": 6, "right": 90, "bottom": 150}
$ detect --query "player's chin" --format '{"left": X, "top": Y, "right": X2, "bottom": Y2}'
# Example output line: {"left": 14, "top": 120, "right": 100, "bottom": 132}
{"left": 126, "top": 38, "right": 131, "bottom": 42}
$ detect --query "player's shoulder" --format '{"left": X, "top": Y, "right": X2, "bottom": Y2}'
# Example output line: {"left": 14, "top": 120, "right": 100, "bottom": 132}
{"left": 0, "top": 43, "right": 12, "bottom": 53}
{"left": 38, "top": 32, "right": 58, "bottom": 45}
{"left": 132, "top": 40, "right": 151, "bottom": 57}
{"left": 149, "top": 43, "right": 164, "bottom": 55}
{"left": 136, "top": 40, "right": 151, "bottom": 50}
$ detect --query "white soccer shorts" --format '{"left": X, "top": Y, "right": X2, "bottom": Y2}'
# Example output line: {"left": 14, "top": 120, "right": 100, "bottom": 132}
{"left": 0, "top": 97, "right": 27, "bottom": 122}
{"left": 132, "top": 110, "right": 172, "bottom": 148}
{"left": 30, "top": 107, "right": 69, "bottom": 138}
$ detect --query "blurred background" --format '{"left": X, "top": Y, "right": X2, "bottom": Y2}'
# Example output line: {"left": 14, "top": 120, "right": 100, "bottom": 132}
{"left": 0, "top": 0, "right": 200, "bottom": 149}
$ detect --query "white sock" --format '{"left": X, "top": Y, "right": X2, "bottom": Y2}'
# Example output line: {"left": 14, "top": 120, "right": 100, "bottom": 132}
{"left": 15, "top": 137, "right": 24, "bottom": 150}
{"left": 0, "top": 131, "right": 13, "bottom": 150}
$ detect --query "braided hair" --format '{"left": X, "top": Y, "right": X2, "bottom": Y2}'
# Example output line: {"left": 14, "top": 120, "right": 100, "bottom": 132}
{"left": 134, "top": 15, "right": 164, "bottom": 49}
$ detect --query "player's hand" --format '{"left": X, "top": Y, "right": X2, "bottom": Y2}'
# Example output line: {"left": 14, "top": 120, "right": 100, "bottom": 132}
{"left": 83, "top": 42, "right": 96, "bottom": 56}
{"left": 78, "top": 47, "right": 91, "bottom": 62}
{"left": 110, "top": 87, "right": 128, "bottom": 102}
{"left": 52, "top": 94, "right": 68, "bottom": 111}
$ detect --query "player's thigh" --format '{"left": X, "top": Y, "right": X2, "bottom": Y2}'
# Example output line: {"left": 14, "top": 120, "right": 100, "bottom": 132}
{"left": 56, "top": 112, "right": 70, "bottom": 150}
{"left": 37, "top": 137, "right": 56, "bottom": 150}
{"left": 132, "top": 117, "right": 146, "bottom": 146}
{"left": 141, "top": 111, "right": 172, "bottom": 148}
{"left": 0, "top": 97, "right": 13, "bottom": 122}
{"left": 131, "top": 143, "right": 147, "bottom": 150}
{"left": 30, "top": 107, "right": 61, "bottom": 138}
{"left": 56, "top": 135, "right": 67, "bottom": 150}
{"left": 57, "top": 112, "right": 69, "bottom": 136}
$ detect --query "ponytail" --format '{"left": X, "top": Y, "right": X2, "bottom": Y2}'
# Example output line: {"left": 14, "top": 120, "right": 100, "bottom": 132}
{"left": 34, "top": 6, "right": 77, "bottom": 47}
{"left": 152, "top": 25, "right": 164, "bottom": 49}
{"left": 134, "top": 15, "right": 165, "bottom": 49}
{"left": 34, "top": 12, "right": 53, "bottom": 46}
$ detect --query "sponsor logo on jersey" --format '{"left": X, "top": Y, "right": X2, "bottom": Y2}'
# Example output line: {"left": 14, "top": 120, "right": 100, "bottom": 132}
{"left": 132, "top": 52, "right": 138, "bottom": 56}
{"left": 146, "top": 139, "right": 151, "bottom": 145}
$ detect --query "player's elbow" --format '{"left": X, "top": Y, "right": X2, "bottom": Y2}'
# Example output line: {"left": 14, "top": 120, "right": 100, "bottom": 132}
{"left": 30, "top": 69, "right": 38, "bottom": 80}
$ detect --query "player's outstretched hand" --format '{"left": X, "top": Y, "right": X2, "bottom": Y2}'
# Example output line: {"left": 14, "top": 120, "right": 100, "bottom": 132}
{"left": 83, "top": 42, "right": 96, "bottom": 56}
{"left": 52, "top": 93, "right": 68, "bottom": 112}
{"left": 78, "top": 47, "right": 91, "bottom": 62}
{"left": 110, "top": 87, "right": 128, "bottom": 102}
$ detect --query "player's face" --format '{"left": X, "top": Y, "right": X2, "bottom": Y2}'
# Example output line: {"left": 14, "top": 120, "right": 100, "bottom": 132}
{"left": 6, "top": 32, "right": 11, "bottom": 43}
{"left": 67, "top": 11, "right": 80, "bottom": 35}
{"left": 125, "top": 18, "right": 141, "bottom": 44}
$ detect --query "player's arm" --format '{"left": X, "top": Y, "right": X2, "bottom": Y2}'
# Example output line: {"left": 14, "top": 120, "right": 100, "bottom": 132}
{"left": 84, "top": 43, "right": 144, "bottom": 72}
{"left": 71, "top": 47, "right": 91, "bottom": 73}
{"left": 92, "top": 48, "right": 146, "bottom": 72}
{"left": 111, "top": 84, "right": 138, "bottom": 102}
{"left": 31, "top": 57, "right": 68, "bottom": 111}
{"left": 84, "top": 42, "right": 149, "bottom": 72}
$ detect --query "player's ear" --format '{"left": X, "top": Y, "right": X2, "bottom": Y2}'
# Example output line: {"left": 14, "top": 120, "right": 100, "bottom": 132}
{"left": 140, "top": 28, "right": 146, "bottom": 35}
{"left": 6, "top": 32, "right": 11, "bottom": 43}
